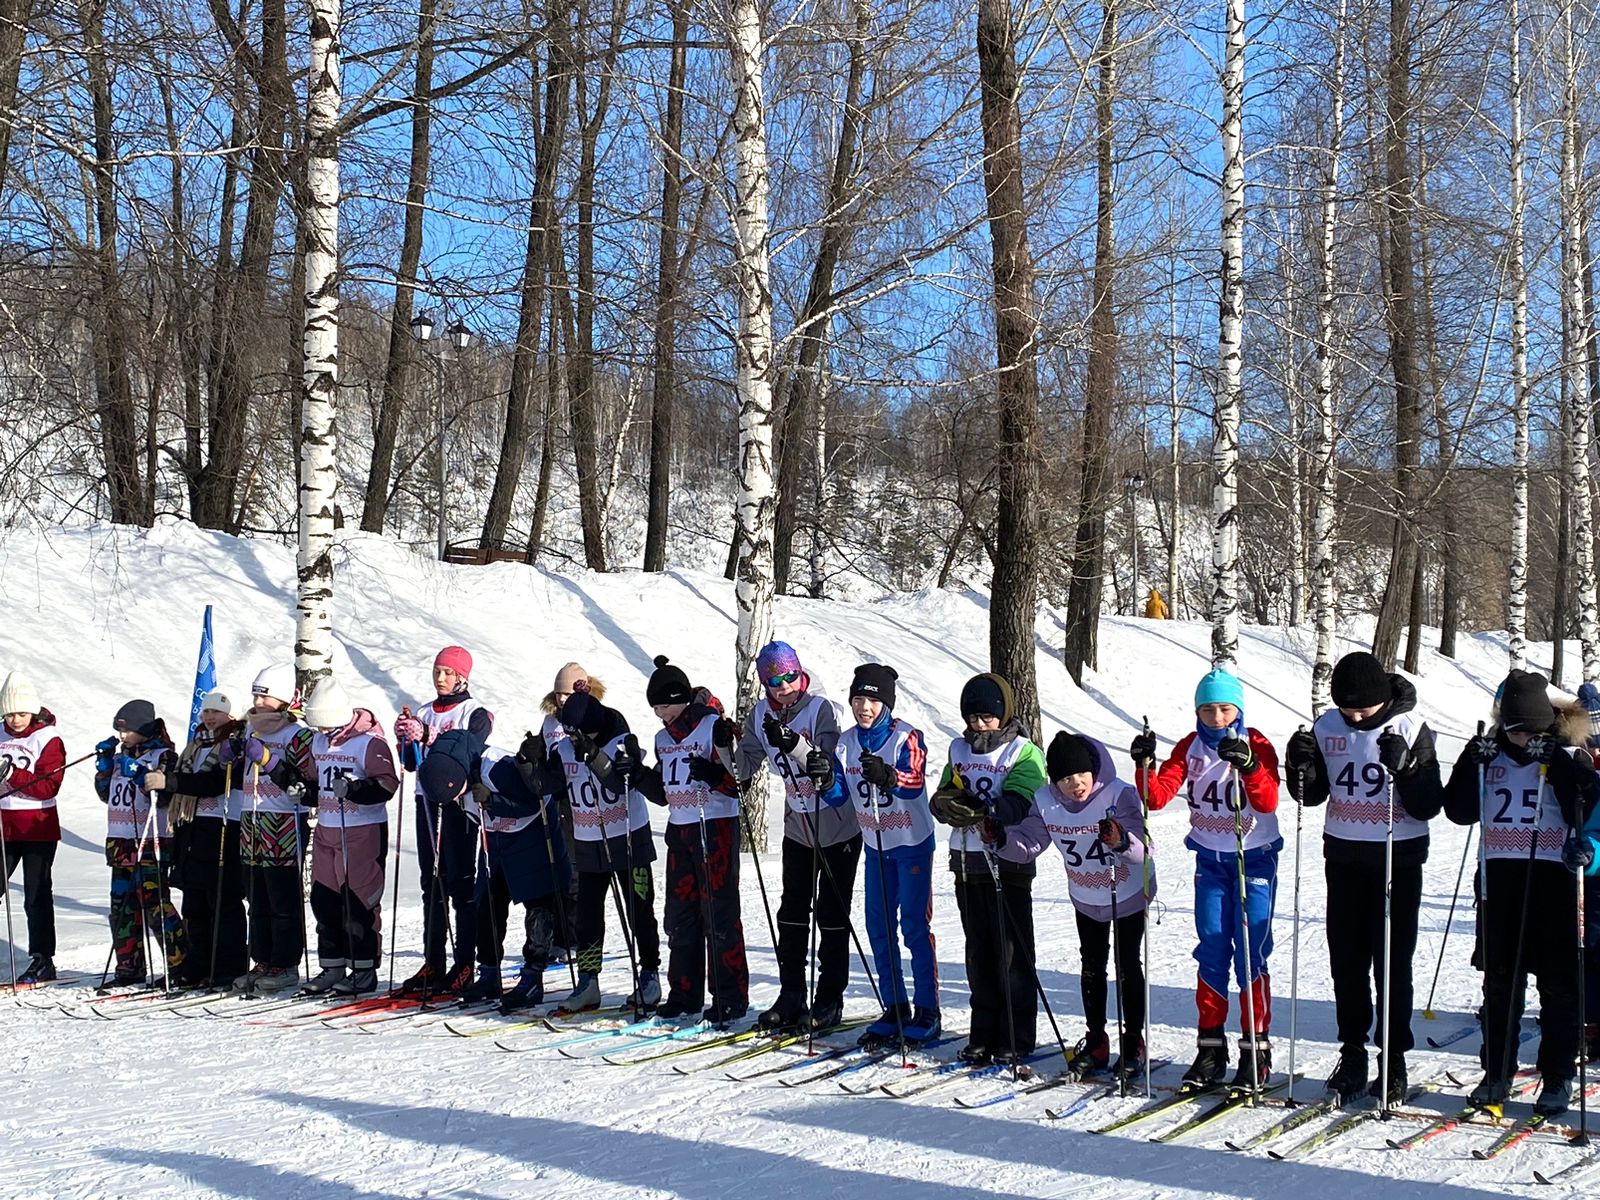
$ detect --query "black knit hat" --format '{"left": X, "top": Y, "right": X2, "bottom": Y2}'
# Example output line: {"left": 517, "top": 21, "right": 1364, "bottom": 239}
{"left": 1331, "top": 652, "right": 1391, "bottom": 709}
{"left": 417, "top": 748, "right": 470, "bottom": 803}
{"left": 1046, "top": 732, "right": 1098, "bottom": 781}
{"left": 960, "top": 673, "right": 1014, "bottom": 722}
{"left": 113, "top": 699, "right": 160, "bottom": 738}
{"left": 1499, "top": 669, "right": 1556, "bottom": 733}
{"left": 850, "top": 663, "right": 898, "bottom": 710}
{"left": 647, "top": 655, "right": 692, "bottom": 707}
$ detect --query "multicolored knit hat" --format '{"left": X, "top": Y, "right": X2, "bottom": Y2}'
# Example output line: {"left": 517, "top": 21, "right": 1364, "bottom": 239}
{"left": 756, "top": 641, "right": 802, "bottom": 687}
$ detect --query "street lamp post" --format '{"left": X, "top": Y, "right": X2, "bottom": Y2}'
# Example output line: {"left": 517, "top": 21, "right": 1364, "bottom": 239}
{"left": 1125, "top": 471, "right": 1144, "bottom": 615}
{"left": 409, "top": 311, "right": 472, "bottom": 561}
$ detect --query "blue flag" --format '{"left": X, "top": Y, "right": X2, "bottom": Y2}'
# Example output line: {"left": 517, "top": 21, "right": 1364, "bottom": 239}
{"left": 189, "top": 605, "right": 217, "bottom": 739}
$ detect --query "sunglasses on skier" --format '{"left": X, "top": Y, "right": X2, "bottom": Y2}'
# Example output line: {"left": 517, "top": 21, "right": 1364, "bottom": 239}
{"left": 765, "top": 670, "right": 801, "bottom": 688}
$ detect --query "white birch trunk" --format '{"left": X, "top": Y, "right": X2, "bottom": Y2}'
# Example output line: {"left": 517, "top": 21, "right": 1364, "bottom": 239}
{"left": 729, "top": 0, "right": 775, "bottom": 849}
{"left": 1212, "top": 0, "right": 1246, "bottom": 669}
{"left": 1560, "top": 0, "right": 1599, "bottom": 683}
{"left": 1310, "top": 0, "right": 1346, "bottom": 716}
{"left": 1283, "top": 216, "right": 1304, "bottom": 628}
{"left": 297, "top": 0, "right": 341, "bottom": 697}
{"left": 1507, "top": 0, "right": 1529, "bottom": 672}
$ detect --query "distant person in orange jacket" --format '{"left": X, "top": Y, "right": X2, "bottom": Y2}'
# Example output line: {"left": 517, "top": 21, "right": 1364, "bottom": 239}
{"left": 1143, "top": 588, "right": 1169, "bottom": 620}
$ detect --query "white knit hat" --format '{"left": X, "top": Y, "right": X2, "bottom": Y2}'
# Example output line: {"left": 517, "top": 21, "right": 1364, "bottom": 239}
{"left": 199, "top": 689, "right": 238, "bottom": 719}
{"left": 251, "top": 663, "right": 300, "bottom": 709}
{"left": 303, "top": 677, "right": 353, "bottom": 731}
{"left": 0, "top": 672, "right": 40, "bottom": 716}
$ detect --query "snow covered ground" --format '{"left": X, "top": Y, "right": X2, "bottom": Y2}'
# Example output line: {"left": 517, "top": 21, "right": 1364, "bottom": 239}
{"left": 1, "top": 521, "right": 1593, "bottom": 1198}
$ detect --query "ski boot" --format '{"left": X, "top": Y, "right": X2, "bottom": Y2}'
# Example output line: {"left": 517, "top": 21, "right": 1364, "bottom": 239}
{"left": 858, "top": 1002, "right": 913, "bottom": 1049}
{"left": 626, "top": 970, "right": 662, "bottom": 1010}
{"left": 332, "top": 967, "right": 378, "bottom": 996}
{"left": 1230, "top": 1036, "right": 1270, "bottom": 1092}
{"left": 560, "top": 971, "right": 602, "bottom": 1012}
{"left": 1112, "top": 1036, "right": 1146, "bottom": 1086}
{"left": 1325, "top": 1046, "right": 1368, "bottom": 1102}
{"left": 957, "top": 1042, "right": 993, "bottom": 1067}
{"left": 17, "top": 955, "right": 56, "bottom": 985}
{"left": 903, "top": 1006, "right": 942, "bottom": 1045}
{"left": 254, "top": 966, "right": 300, "bottom": 994}
{"left": 1469, "top": 1074, "right": 1511, "bottom": 1111}
{"left": 1369, "top": 1053, "right": 1406, "bottom": 1105}
{"left": 498, "top": 964, "right": 545, "bottom": 1013}
{"left": 398, "top": 964, "right": 444, "bottom": 998}
{"left": 1067, "top": 1030, "right": 1110, "bottom": 1079}
{"left": 1535, "top": 1077, "right": 1573, "bottom": 1117}
{"left": 655, "top": 992, "right": 702, "bottom": 1020}
{"left": 458, "top": 965, "right": 503, "bottom": 1003}
{"left": 704, "top": 997, "right": 749, "bottom": 1026}
{"left": 757, "top": 989, "right": 808, "bottom": 1032}
{"left": 1181, "top": 1027, "right": 1228, "bottom": 1091}
{"left": 809, "top": 995, "right": 845, "bottom": 1032}
{"left": 300, "top": 965, "right": 348, "bottom": 996}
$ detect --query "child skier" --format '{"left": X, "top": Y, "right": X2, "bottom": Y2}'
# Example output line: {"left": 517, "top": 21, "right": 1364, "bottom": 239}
{"left": 0, "top": 673, "right": 65, "bottom": 984}
{"left": 1443, "top": 669, "right": 1600, "bottom": 1116}
{"left": 551, "top": 689, "right": 662, "bottom": 1012}
{"left": 835, "top": 663, "right": 939, "bottom": 1048}
{"left": 302, "top": 678, "right": 399, "bottom": 996}
{"left": 736, "top": 641, "right": 861, "bottom": 1032}
{"left": 94, "top": 699, "right": 188, "bottom": 986}
{"left": 229, "top": 665, "right": 318, "bottom": 993}
{"left": 151, "top": 688, "right": 249, "bottom": 987}
{"left": 929, "top": 672, "right": 1047, "bottom": 1066}
{"left": 631, "top": 656, "right": 750, "bottom": 1022}
{"left": 394, "top": 645, "right": 493, "bottom": 998}
{"left": 1132, "top": 666, "right": 1281, "bottom": 1090}
{"left": 540, "top": 662, "right": 597, "bottom": 955}
{"left": 1003, "top": 731, "right": 1155, "bottom": 1081}
{"left": 418, "top": 728, "right": 572, "bottom": 1012}
{"left": 1283, "top": 651, "right": 1444, "bottom": 1103}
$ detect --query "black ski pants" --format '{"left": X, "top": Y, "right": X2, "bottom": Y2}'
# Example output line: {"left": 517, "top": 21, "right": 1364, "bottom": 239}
{"left": 1326, "top": 857, "right": 1422, "bottom": 1056}
{"left": 776, "top": 833, "right": 861, "bottom": 1006}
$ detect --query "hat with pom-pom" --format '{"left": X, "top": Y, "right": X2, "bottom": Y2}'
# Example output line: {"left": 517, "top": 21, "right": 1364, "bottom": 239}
{"left": 646, "top": 655, "right": 692, "bottom": 707}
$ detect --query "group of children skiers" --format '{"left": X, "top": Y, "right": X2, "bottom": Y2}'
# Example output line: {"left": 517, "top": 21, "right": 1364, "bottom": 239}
{"left": 3, "top": 644, "right": 1600, "bottom": 1117}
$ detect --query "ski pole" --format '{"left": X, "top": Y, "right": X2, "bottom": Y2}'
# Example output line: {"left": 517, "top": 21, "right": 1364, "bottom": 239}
{"left": 1379, "top": 728, "right": 1396, "bottom": 1119}
{"left": 1288, "top": 725, "right": 1305, "bottom": 1107}
{"left": 1575, "top": 834, "right": 1590, "bottom": 1148}
{"left": 149, "top": 759, "right": 175, "bottom": 995}
{"left": 717, "top": 730, "right": 780, "bottom": 958}
{"left": 591, "top": 772, "right": 643, "bottom": 1022}
{"left": 806, "top": 787, "right": 822, "bottom": 1054}
{"left": 536, "top": 782, "right": 581, "bottom": 994}
{"left": 1422, "top": 824, "right": 1474, "bottom": 1019}
{"left": 0, "top": 750, "right": 98, "bottom": 799}
{"left": 870, "top": 778, "right": 908, "bottom": 1065}
{"left": 0, "top": 775, "right": 16, "bottom": 994}
{"left": 387, "top": 772, "right": 406, "bottom": 994}
{"left": 134, "top": 788, "right": 159, "bottom": 989}
{"left": 334, "top": 785, "right": 358, "bottom": 981}
{"left": 976, "top": 834, "right": 1020, "bottom": 1083}
{"left": 695, "top": 781, "right": 731, "bottom": 1026}
{"left": 794, "top": 779, "right": 882, "bottom": 1012}
{"left": 209, "top": 761, "right": 233, "bottom": 987}
{"left": 1499, "top": 764, "right": 1546, "bottom": 1090}
{"left": 1109, "top": 858, "right": 1125, "bottom": 1097}
{"left": 1136, "top": 715, "right": 1156, "bottom": 1098}
{"left": 1229, "top": 765, "right": 1262, "bottom": 1104}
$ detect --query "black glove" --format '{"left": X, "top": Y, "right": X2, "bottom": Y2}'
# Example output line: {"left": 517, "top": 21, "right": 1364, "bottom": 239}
{"left": 1217, "top": 735, "right": 1255, "bottom": 771}
{"left": 1129, "top": 730, "right": 1157, "bottom": 767}
{"left": 763, "top": 714, "right": 799, "bottom": 755}
{"left": 1524, "top": 735, "right": 1561, "bottom": 765}
{"left": 805, "top": 749, "right": 835, "bottom": 792}
{"left": 567, "top": 727, "right": 599, "bottom": 763}
{"left": 1465, "top": 733, "right": 1500, "bottom": 766}
{"left": 1284, "top": 728, "right": 1317, "bottom": 774}
{"left": 1376, "top": 730, "right": 1414, "bottom": 777}
{"left": 981, "top": 816, "right": 1006, "bottom": 846}
{"left": 518, "top": 730, "right": 547, "bottom": 766}
{"left": 686, "top": 755, "right": 724, "bottom": 785}
{"left": 269, "top": 760, "right": 303, "bottom": 793}
{"left": 930, "top": 784, "right": 985, "bottom": 828}
{"left": 1562, "top": 833, "right": 1596, "bottom": 873}
{"left": 859, "top": 752, "right": 895, "bottom": 792}
{"left": 1098, "top": 816, "right": 1128, "bottom": 852}
{"left": 712, "top": 718, "right": 738, "bottom": 750}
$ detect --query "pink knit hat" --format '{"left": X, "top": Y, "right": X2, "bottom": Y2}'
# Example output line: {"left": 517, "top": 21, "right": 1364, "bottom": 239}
{"left": 434, "top": 645, "right": 473, "bottom": 679}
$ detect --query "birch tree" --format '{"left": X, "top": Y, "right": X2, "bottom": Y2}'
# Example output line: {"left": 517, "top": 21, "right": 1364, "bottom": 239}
{"left": 1212, "top": 0, "right": 1246, "bottom": 669}
{"left": 297, "top": 0, "right": 341, "bottom": 692}
{"left": 1309, "top": 0, "right": 1346, "bottom": 716}
{"left": 1559, "top": 0, "right": 1598, "bottom": 683}
{"left": 1506, "top": 0, "right": 1530, "bottom": 672}
{"left": 729, "top": 0, "right": 776, "bottom": 847}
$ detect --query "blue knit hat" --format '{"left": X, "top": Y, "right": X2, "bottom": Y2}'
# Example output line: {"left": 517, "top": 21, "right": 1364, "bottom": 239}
{"left": 756, "top": 641, "right": 803, "bottom": 686}
{"left": 1194, "top": 668, "right": 1245, "bottom": 712}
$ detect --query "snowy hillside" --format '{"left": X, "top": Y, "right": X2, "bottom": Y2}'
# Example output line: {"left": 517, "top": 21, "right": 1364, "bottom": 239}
{"left": 1, "top": 521, "right": 1591, "bottom": 1198}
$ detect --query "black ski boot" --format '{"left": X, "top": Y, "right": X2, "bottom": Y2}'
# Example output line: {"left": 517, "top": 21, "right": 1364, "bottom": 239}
{"left": 1112, "top": 1037, "right": 1147, "bottom": 1086}
{"left": 1368, "top": 1054, "right": 1407, "bottom": 1105}
{"left": 1067, "top": 1031, "right": 1110, "bottom": 1079}
{"left": 1230, "top": 1036, "right": 1271, "bottom": 1092}
{"left": 1325, "top": 1046, "right": 1368, "bottom": 1102}
{"left": 757, "top": 990, "right": 808, "bottom": 1031}
{"left": 1535, "top": 1077, "right": 1573, "bottom": 1117}
{"left": 809, "top": 996, "right": 845, "bottom": 1032}
{"left": 1181, "top": 1027, "right": 1228, "bottom": 1091}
